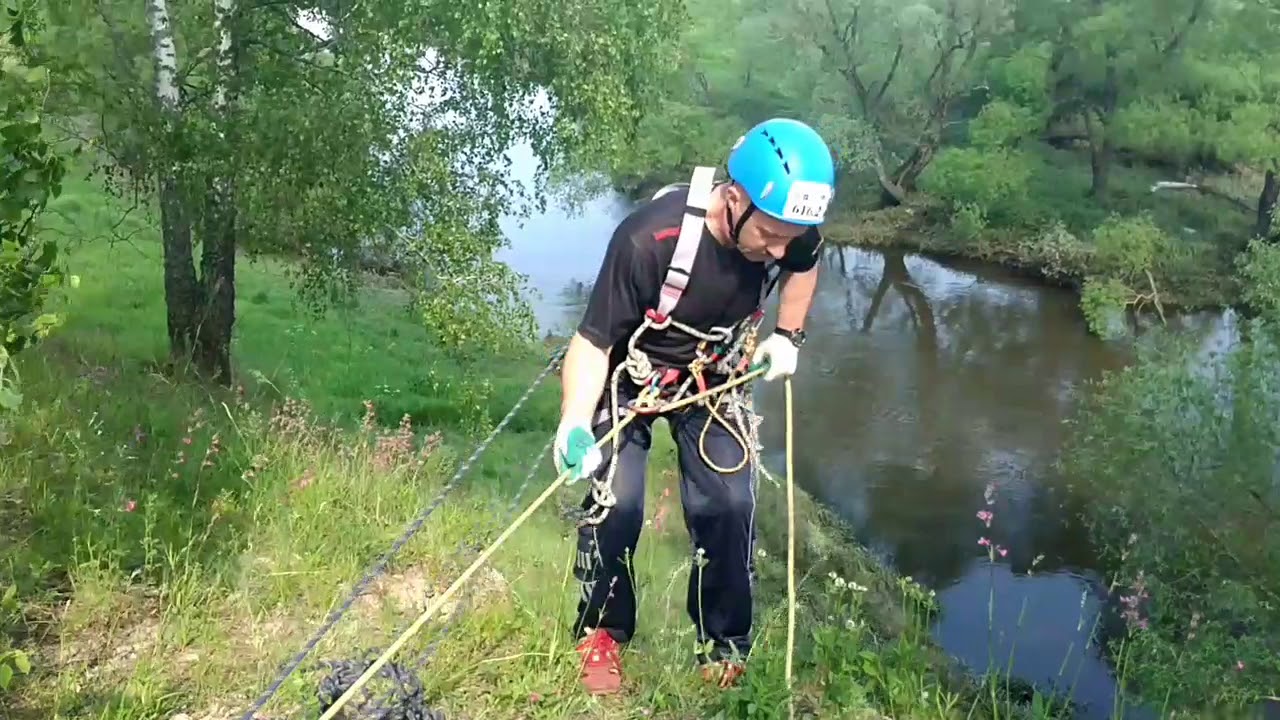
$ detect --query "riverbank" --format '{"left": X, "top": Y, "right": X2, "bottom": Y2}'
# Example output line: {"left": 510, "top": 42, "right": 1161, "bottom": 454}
{"left": 823, "top": 200, "right": 1240, "bottom": 312}
{"left": 0, "top": 173, "right": 1050, "bottom": 719}
{"left": 820, "top": 148, "right": 1257, "bottom": 313}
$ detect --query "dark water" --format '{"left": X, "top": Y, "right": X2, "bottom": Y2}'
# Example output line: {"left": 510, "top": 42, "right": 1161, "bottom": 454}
{"left": 494, "top": 144, "right": 1242, "bottom": 718}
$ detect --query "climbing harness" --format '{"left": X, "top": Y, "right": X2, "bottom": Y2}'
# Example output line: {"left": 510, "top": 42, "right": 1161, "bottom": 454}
{"left": 582, "top": 165, "right": 781, "bottom": 527}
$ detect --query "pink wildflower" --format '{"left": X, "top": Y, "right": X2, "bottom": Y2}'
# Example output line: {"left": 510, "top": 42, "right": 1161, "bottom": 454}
{"left": 123, "top": 498, "right": 137, "bottom": 512}
{"left": 976, "top": 509, "right": 993, "bottom": 527}
{"left": 1119, "top": 571, "right": 1150, "bottom": 631}
{"left": 978, "top": 537, "right": 990, "bottom": 547}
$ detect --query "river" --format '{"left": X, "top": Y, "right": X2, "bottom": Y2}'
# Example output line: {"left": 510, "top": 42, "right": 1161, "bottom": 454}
{"left": 494, "top": 144, "right": 1241, "bottom": 719}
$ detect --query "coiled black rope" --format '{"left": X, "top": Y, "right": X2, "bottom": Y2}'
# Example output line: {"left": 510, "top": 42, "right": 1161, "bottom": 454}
{"left": 315, "top": 655, "right": 445, "bottom": 720}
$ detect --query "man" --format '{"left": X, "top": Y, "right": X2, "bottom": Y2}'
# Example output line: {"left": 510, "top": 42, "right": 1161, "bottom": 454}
{"left": 553, "top": 117, "right": 835, "bottom": 695}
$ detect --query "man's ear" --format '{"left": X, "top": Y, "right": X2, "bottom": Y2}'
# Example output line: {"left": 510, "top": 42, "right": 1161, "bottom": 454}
{"left": 723, "top": 181, "right": 747, "bottom": 208}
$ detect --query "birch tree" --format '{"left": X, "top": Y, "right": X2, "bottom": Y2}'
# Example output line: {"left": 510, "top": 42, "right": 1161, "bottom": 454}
{"left": 33, "top": 0, "right": 683, "bottom": 383}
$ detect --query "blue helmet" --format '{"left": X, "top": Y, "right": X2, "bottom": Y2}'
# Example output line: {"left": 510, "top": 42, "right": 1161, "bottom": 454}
{"left": 726, "top": 118, "right": 835, "bottom": 227}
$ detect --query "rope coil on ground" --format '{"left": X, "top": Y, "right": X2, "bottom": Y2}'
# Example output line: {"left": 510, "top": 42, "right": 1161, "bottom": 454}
{"left": 316, "top": 656, "right": 443, "bottom": 720}
{"left": 238, "top": 346, "right": 568, "bottom": 720}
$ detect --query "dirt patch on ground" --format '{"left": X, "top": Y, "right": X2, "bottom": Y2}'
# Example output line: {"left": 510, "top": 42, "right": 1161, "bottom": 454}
{"left": 356, "top": 564, "right": 510, "bottom": 621}
{"left": 52, "top": 588, "right": 163, "bottom": 682}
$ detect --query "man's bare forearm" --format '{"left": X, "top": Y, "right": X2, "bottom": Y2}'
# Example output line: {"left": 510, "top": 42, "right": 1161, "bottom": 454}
{"left": 560, "top": 332, "right": 610, "bottom": 426}
{"left": 776, "top": 267, "right": 818, "bottom": 331}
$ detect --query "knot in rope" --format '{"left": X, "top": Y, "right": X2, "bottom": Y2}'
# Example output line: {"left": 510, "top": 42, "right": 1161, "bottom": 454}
{"left": 624, "top": 345, "right": 654, "bottom": 386}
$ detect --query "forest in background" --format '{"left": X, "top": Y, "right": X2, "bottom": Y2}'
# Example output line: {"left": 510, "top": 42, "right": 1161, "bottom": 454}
{"left": 590, "top": 0, "right": 1280, "bottom": 332}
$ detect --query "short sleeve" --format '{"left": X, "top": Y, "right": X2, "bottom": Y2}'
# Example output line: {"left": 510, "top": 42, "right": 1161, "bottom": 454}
{"left": 776, "top": 227, "right": 824, "bottom": 274}
{"left": 576, "top": 225, "right": 660, "bottom": 350}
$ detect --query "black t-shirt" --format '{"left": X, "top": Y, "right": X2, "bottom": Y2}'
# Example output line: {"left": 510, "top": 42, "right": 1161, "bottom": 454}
{"left": 577, "top": 187, "right": 822, "bottom": 369}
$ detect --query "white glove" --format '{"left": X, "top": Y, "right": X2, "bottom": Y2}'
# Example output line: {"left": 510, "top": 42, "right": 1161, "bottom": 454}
{"left": 751, "top": 332, "right": 799, "bottom": 382}
{"left": 554, "top": 419, "right": 602, "bottom": 483}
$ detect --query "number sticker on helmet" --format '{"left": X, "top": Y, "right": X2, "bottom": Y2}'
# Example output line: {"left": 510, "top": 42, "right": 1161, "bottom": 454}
{"left": 781, "top": 181, "right": 832, "bottom": 222}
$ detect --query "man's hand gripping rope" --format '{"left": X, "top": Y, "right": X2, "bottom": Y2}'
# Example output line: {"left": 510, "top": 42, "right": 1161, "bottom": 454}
{"left": 316, "top": 363, "right": 776, "bottom": 720}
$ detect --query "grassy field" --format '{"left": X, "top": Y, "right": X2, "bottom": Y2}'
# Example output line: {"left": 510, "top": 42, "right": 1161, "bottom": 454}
{"left": 0, "top": 169, "right": 1023, "bottom": 719}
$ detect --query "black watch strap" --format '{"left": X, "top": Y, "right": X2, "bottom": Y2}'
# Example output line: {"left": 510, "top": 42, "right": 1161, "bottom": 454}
{"left": 775, "top": 327, "right": 806, "bottom": 348}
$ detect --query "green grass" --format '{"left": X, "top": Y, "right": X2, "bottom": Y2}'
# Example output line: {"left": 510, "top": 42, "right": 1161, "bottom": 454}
{"left": 0, "top": 168, "right": 1043, "bottom": 719}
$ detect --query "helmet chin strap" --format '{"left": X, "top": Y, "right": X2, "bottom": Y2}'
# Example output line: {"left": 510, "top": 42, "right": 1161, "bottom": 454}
{"left": 723, "top": 195, "right": 756, "bottom": 246}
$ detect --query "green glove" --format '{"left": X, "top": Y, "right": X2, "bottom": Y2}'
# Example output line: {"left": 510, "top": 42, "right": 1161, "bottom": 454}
{"left": 554, "top": 422, "right": 602, "bottom": 483}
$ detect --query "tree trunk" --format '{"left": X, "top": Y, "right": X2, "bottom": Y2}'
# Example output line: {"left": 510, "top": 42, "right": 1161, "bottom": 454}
{"left": 159, "top": 178, "right": 201, "bottom": 359}
{"left": 1086, "top": 45, "right": 1118, "bottom": 199}
{"left": 882, "top": 142, "right": 936, "bottom": 206}
{"left": 148, "top": 0, "right": 203, "bottom": 367}
{"left": 195, "top": 187, "right": 236, "bottom": 384}
{"left": 1089, "top": 135, "right": 1110, "bottom": 197}
{"left": 1257, "top": 167, "right": 1278, "bottom": 241}
{"left": 1085, "top": 109, "right": 1112, "bottom": 198}
{"left": 190, "top": 0, "right": 239, "bottom": 386}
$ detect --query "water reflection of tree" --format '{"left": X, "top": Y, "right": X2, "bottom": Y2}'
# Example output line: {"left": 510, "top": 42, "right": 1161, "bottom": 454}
{"left": 860, "top": 251, "right": 936, "bottom": 345}
{"left": 848, "top": 250, "right": 981, "bottom": 586}
{"left": 808, "top": 247, "right": 1121, "bottom": 589}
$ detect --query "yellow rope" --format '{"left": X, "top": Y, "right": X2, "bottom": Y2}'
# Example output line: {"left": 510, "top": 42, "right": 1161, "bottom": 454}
{"left": 317, "top": 366, "right": 769, "bottom": 720}
{"left": 696, "top": 382, "right": 752, "bottom": 474}
{"left": 784, "top": 376, "right": 797, "bottom": 720}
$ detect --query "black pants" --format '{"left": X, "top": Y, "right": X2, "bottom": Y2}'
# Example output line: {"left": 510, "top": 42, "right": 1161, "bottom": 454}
{"left": 573, "top": 380, "right": 758, "bottom": 663}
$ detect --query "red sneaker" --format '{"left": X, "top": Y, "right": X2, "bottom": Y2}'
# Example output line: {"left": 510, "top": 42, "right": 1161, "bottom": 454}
{"left": 576, "top": 628, "right": 623, "bottom": 695}
{"left": 700, "top": 659, "right": 746, "bottom": 689}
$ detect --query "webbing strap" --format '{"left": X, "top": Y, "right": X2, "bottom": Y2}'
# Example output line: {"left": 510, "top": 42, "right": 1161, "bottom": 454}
{"left": 656, "top": 165, "right": 716, "bottom": 319}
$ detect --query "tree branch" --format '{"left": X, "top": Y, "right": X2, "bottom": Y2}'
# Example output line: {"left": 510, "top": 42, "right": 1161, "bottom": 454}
{"left": 1150, "top": 180, "right": 1256, "bottom": 214}
{"left": 1161, "top": 0, "right": 1206, "bottom": 57}
{"left": 874, "top": 42, "right": 903, "bottom": 103}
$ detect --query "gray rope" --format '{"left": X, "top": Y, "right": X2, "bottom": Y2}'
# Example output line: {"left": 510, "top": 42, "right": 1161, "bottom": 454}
{"left": 238, "top": 345, "right": 566, "bottom": 720}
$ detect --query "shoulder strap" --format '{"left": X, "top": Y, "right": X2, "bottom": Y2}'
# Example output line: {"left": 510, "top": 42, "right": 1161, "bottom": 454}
{"left": 653, "top": 165, "right": 716, "bottom": 321}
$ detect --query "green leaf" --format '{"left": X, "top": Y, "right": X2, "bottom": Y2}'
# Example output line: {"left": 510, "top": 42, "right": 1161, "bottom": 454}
{"left": 12, "top": 651, "right": 29, "bottom": 675}
{"left": 0, "top": 662, "right": 12, "bottom": 690}
{"left": 0, "top": 385, "right": 22, "bottom": 411}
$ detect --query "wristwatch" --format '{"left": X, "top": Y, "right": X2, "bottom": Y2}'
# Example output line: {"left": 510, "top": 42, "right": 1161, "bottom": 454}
{"left": 775, "top": 327, "right": 807, "bottom": 348}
